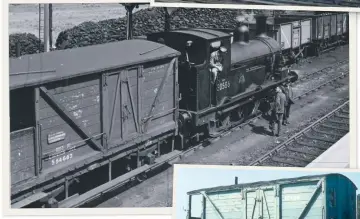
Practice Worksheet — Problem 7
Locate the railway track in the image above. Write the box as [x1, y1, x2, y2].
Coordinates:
[249, 100, 349, 167]
[55, 62, 349, 208]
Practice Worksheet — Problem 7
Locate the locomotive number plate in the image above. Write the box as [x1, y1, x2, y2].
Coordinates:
[217, 80, 230, 91]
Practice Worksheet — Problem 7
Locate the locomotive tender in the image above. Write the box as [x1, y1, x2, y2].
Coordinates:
[10, 12, 347, 207]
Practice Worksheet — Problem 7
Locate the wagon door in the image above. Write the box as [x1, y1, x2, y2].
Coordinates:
[330, 14, 337, 37]
[336, 14, 343, 36]
[105, 58, 177, 148]
[343, 14, 348, 34]
[316, 16, 324, 40]
[301, 19, 311, 46]
[292, 21, 301, 49]
[245, 188, 276, 219]
[323, 16, 331, 39]
[280, 180, 325, 219]
[279, 23, 292, 50]
[105, 67, 143, 146]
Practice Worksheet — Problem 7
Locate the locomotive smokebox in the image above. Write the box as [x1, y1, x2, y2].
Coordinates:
[255, 15, 268, 36]
[233, 25, 249, 44]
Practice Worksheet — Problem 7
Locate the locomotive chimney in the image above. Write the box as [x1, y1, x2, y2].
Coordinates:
[235, 177, 238, 185]
[255, 15, 268, 36]
[233, 25, 249, 44]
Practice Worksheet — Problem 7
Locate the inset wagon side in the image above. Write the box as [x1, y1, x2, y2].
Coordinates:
[186, 173, 357, 219]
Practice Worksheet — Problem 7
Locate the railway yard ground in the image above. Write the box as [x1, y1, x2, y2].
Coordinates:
[94, 45, 349, 208]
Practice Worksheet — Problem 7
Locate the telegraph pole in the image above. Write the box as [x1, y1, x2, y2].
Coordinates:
[43, 4, 50, 52]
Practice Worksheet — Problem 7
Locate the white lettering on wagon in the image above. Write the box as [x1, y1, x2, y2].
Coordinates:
[48, 131, 66, 144]
[283, 195, 301, 202]
[49, 143, 77, 166]
[147, 65, 166, 74]
[51, 153, 73, 166]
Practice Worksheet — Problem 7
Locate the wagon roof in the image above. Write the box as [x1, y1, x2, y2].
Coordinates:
[172, 28, 230, 40]
[187, 173, 356, 195]
[9, 39, 180, 90]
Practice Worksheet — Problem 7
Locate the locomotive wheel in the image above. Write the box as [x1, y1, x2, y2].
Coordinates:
[235, 100, 260, 123]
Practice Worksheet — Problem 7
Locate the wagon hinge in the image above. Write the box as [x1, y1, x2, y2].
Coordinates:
[39, 86, 104, 152]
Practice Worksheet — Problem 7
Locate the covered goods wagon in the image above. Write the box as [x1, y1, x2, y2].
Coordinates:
[10, 39, 181, 206]
[186, 173, 357, 219]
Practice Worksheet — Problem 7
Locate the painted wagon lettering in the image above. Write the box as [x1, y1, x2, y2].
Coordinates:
[283, 195, 301, 201]
[47, 131, 66, 144]
[51, 153, 73, 166]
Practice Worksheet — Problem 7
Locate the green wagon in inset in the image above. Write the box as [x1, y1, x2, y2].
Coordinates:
[186, 173, 357, 219]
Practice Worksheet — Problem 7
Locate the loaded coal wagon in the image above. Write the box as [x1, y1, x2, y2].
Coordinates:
[186, 173, 357, 219]
[10, 39, 181, 207]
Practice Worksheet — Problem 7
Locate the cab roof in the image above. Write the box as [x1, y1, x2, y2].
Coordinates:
[10, 39, 180, 90]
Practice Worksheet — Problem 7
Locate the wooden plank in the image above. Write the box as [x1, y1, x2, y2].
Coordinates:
[40, 106, 100, 130]
[11, 166, 35, 185]
[10, 130, 34, 151]
[11, 156, 35, 172]
[11, 145, 35, 161]
[39, 95, 100, 120]
[39, 86, 103, 152]
[46, 75, 99, 94]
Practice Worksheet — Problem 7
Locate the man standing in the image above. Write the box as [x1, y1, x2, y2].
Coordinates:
[270, 87, 286, 137]
[210, 45, 227, 83]
[282, 80, 294, 125]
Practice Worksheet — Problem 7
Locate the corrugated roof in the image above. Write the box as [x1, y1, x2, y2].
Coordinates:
[10, 39, 180, 90]
[173, 28, 230, 40]
[187, 173, 356, 195]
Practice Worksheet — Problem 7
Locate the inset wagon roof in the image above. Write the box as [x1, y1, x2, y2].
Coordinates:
[187, 173, 356, 195]
[9, 39, 180, 90]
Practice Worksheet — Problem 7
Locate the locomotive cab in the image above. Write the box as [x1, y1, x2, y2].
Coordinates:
[147, 29, 232, 114]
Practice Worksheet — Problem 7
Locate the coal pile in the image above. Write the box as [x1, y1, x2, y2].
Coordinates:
[9, 33, 43, 58]
[55, 7, 243, 49]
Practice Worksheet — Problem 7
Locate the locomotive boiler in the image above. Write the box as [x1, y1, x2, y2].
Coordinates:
[147, 15, 298, 148]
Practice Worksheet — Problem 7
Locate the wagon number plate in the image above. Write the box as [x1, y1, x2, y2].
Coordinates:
[51, 153, 73, 166]
[217, 80, 230, 91]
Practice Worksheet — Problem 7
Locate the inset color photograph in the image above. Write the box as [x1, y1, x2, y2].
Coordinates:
[173, 165, 359, 219]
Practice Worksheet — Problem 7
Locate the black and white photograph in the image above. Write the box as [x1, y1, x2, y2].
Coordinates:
[173, 165, 360, 219]
[152, 0, 360, 10]
[7, 2, 351, 211]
